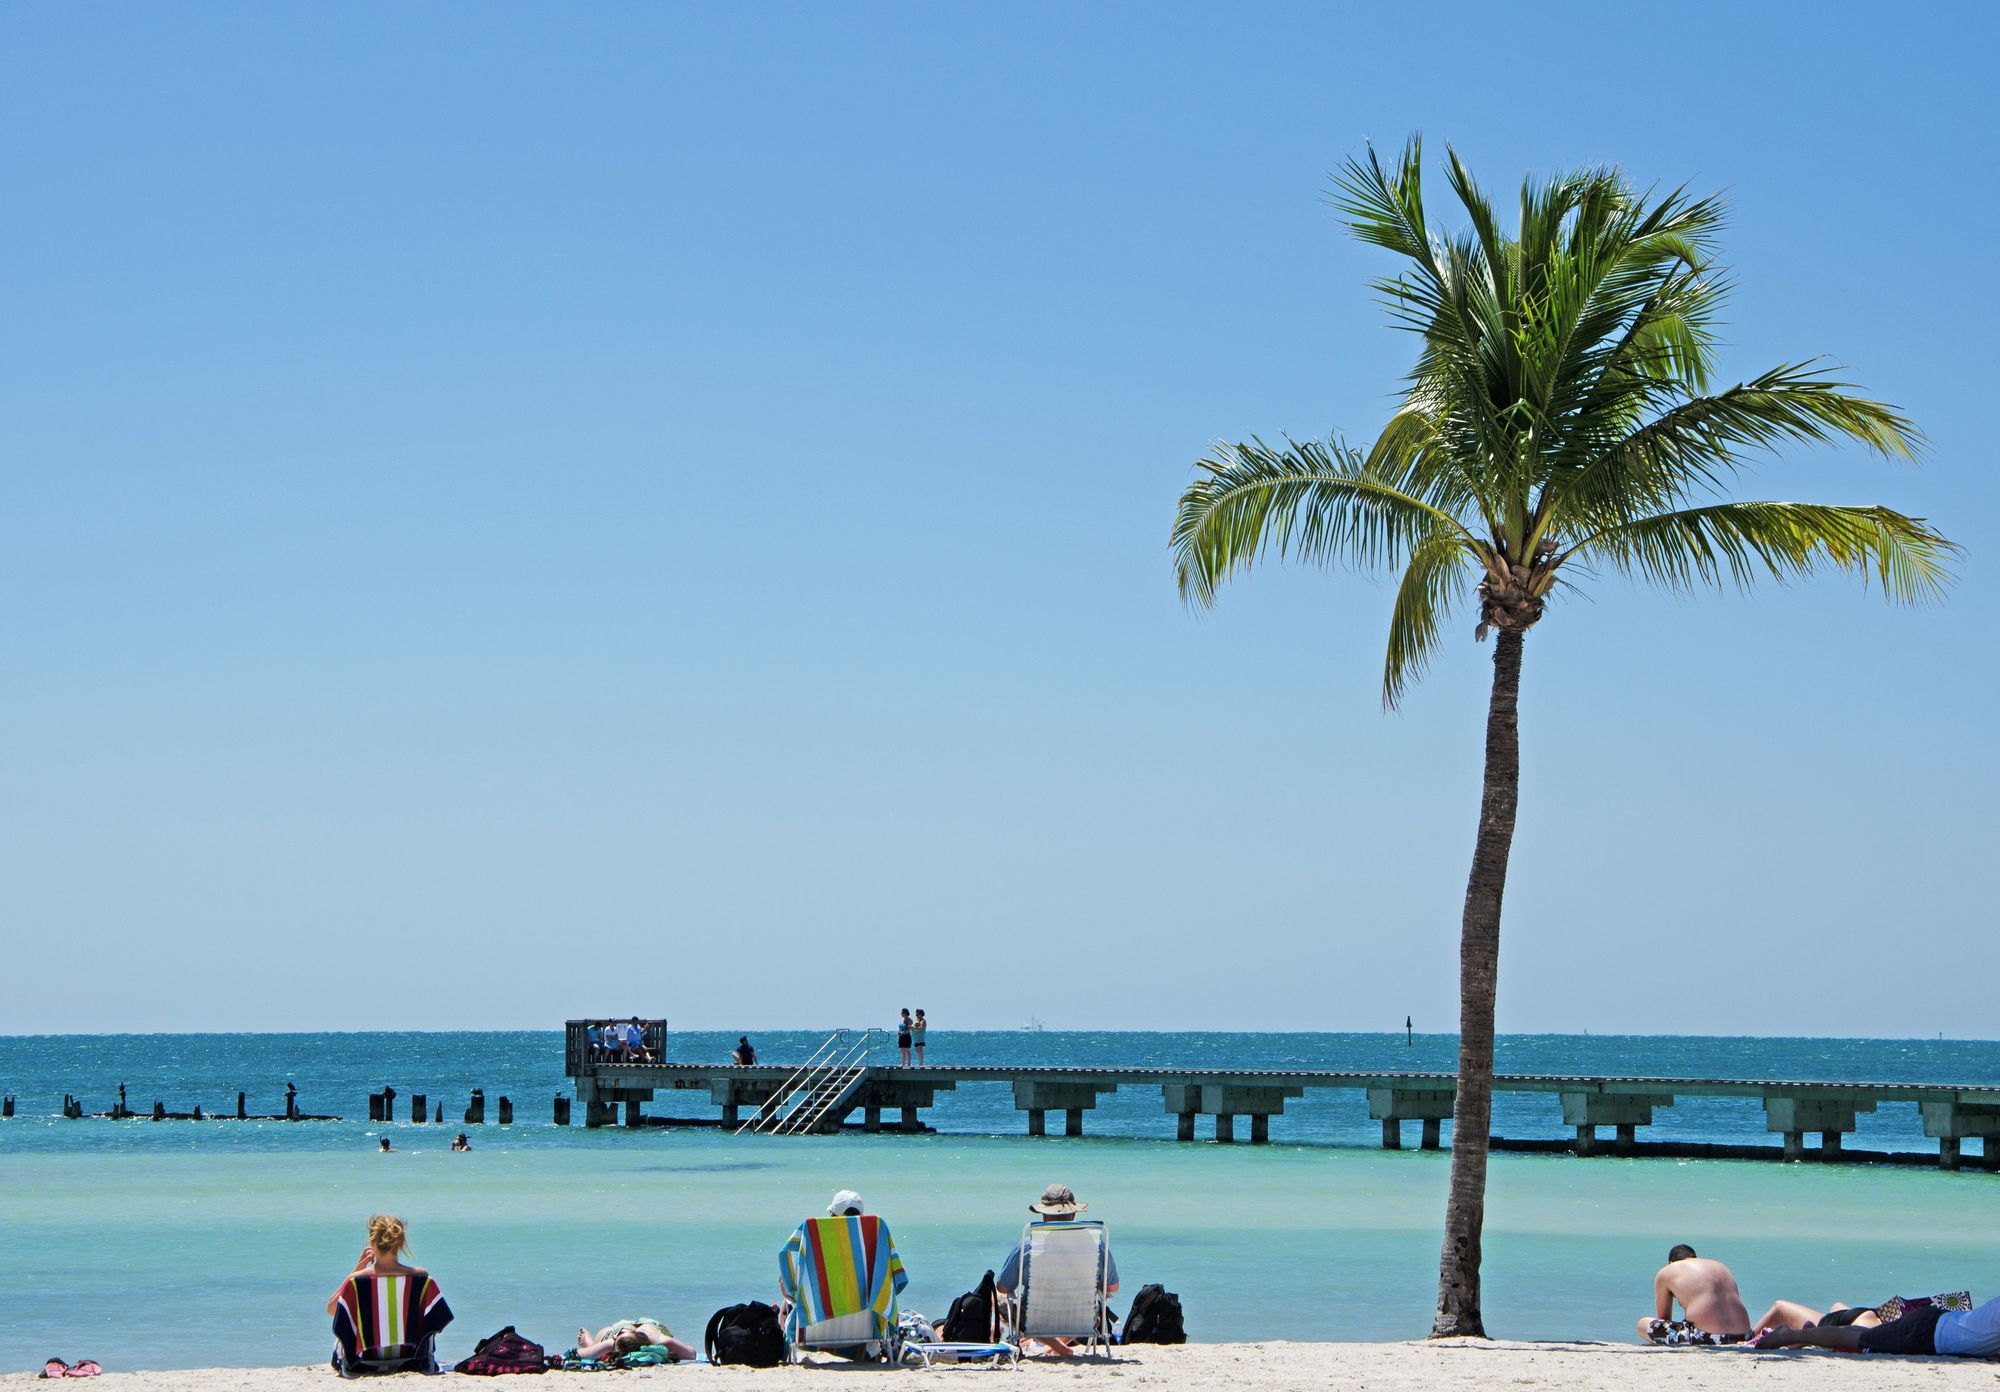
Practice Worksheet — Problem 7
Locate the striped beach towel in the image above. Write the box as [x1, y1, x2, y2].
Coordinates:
[778, 1215, 908, 1346]
[332, 1272, 454, 1375]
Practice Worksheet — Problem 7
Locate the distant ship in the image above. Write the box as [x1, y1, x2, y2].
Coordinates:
[1022, 1017, 1046, 1032]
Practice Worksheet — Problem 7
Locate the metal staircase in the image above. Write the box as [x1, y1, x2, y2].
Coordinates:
[739, 1029, 878, 1135]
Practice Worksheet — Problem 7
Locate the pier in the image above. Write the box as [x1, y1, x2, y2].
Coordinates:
[563, 1022, 2000, 1169]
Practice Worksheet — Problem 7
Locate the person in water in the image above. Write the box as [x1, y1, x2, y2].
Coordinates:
[572, 1319, 694, 1363]
[451, 1133, 471, 1152]
[378, 1137, 394, 1153]
[1637, 1245, 1752, 1344]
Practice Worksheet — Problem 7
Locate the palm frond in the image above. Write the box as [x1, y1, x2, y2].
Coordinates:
[1382, 530, 1476, 709]
[1171, 436, 1481, 608]
[1572, 500, 1957, 602]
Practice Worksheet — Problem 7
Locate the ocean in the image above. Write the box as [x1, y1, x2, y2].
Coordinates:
[2, 1030, 1996, 1370]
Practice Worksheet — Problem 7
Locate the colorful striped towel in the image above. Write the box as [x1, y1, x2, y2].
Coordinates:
[331, 1272, 454, 1373]
[779, 1215, 908, 1343]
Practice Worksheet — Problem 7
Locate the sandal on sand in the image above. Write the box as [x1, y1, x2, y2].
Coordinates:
[40, 1360, 68, 1379]
[66, 1362, 102, 1378]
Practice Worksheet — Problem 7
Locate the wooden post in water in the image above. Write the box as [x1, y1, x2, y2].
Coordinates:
[434, 1100, 443, 1123]
[367, 1092, 382, 1122]
[1, 1095, 12, 1118]
[285, 1083, 298, 1121]
[497, 1096, 512, 1125]
[411, 1094, 427, 1123]
[553, 1096, 571, 1126]
[237, 1092, 246, 1120]
[152, 1101, 165, 1120]
[465, 1089, 485, 1125]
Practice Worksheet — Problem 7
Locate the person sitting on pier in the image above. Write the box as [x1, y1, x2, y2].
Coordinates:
[623, 1018, 653, 1063]
[732, 1036, 757, 1066]
[1756, 1291, 1995, 1358]
[1637, 1245, 1752, 1345]
[995, 1184, 1118, 1356]
[571, 1318, 695, 1364]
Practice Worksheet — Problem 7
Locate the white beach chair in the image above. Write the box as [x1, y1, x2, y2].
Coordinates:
[1003, 1220, 1114, 1357]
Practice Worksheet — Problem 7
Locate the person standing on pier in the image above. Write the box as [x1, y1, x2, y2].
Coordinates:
[732, 1036, 757, 1066]
[912, 1010, 927, 1065]
[896, 1009, 913, 1067]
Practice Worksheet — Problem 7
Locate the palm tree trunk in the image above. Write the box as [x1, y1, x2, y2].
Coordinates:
[1430, 626, 1525, 1339]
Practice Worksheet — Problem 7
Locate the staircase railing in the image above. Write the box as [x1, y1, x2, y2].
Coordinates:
[740, 1028, 878, 1135]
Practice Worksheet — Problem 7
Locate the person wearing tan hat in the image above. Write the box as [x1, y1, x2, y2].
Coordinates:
[993, 1185, 1118, 1355]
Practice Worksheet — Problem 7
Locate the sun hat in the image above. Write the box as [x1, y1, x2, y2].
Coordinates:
[1028, 1183, 1085, 1216]
[828, 1189, 864, 1216]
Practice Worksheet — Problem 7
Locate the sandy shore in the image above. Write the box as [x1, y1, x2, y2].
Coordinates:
[8, 1341, 1997, 1390]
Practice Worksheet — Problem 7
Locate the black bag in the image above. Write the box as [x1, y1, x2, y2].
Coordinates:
[941, 1270, 999, 1343]
[704, 1301, 785, 1366]
[456, 1325, 548, 1374]
[1122, 1284, 1186, 1344]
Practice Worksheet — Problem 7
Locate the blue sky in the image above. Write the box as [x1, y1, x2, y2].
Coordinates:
[3, 3, 1992, 1037]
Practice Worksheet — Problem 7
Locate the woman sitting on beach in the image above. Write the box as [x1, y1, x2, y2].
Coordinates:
[326, 1215, 454, 1375]
[572, 1319, 695, 1363]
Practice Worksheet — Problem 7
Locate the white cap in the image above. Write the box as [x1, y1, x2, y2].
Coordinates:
[828, 1189, 864, 1216]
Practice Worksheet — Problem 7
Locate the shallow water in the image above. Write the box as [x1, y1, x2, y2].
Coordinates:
[1, 1031, 1996, 1369]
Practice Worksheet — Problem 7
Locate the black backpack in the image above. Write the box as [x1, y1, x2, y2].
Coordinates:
[704, 1301, 785, 1366]
[1122, 1284, 1186, 1344]
[941, 1270, 999, 1343]
[456, 1326, 549, 1374]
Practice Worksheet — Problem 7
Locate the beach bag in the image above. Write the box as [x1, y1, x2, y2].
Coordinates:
[1122, 1284, 1186, 1344]
[456, 1326, 548, 1374]
[941, 1270, 998, 1343]
[704, 1301, 785, 1366]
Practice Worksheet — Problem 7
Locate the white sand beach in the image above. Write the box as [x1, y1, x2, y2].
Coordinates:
[9, 1341, 1998, 1391]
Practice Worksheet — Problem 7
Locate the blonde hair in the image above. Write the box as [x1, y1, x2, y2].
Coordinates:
[367, 1213, 409, 1257]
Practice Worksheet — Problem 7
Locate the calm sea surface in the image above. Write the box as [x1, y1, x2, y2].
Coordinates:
[2, 1030, 1996, 1370]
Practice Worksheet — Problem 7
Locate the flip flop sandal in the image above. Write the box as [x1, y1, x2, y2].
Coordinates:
[40, 1360, 69, 1379]
[66, 1362, 102, 1378]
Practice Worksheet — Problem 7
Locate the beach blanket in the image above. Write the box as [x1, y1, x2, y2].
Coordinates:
[331, 1272, 454, 1375]
[1875, 1291, 1973, 1322]
[1643, 1318, 1750, 1347]
[778, 1215, 908, 1344]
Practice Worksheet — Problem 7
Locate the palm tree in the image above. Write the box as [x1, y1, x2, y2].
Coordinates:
[1170, 139, 1956, 1339]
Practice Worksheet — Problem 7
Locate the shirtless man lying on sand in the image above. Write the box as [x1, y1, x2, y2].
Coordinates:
[1637, 1245, 1752, 1345]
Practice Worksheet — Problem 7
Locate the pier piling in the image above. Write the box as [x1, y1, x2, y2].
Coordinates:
[411, 1094, 427, 1123]
[498, 1096, 513, 1125]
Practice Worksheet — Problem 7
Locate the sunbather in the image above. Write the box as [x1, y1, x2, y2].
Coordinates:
[573, 1319, 694, 1363]
[1749, 1299, 1880, 1332]
[1636, 1244, 1751, 1344]
[1757, 1290, 1996, 1357]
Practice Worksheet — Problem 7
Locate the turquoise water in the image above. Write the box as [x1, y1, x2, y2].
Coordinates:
[2, 1031, 1997, 1370]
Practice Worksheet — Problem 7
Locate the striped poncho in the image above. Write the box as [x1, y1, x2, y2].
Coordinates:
[779, 1215, 908, 1343]
[331, 1271, 454, 1374]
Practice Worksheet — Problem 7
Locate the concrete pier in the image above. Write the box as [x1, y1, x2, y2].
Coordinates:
[561, 1023, 2000, 1166]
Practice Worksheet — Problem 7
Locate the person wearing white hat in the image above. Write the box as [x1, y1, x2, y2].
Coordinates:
[993, 1185, 1119, 1355]
[828, 1189, 864, 1217]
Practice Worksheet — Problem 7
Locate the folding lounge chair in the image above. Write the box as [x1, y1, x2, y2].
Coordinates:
[1003, 1220, 1114, 1357]
[778, 1214, 909, 1364]
[330, 1271, 454, 1377]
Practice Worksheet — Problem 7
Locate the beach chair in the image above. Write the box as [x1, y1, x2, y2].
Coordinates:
[1002, 1220, 1114, 1357]
[777, 1214, 908, 1364]
[330, 1271, 454, 1377]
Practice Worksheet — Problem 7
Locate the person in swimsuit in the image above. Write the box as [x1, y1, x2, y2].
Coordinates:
[1636, 1244, 1752, 1345]
[572, 1319, 694, 1362]
[896, 1009, 913, 1067]
[1758, 1291, 1997, 1359]
[912, 1010, 927, 1065]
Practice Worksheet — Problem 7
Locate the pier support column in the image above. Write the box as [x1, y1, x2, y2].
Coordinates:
[864, 1105, 882, 1133]
[1028, 1108, 1046, 1137]
[1369, 1087, 1453, 1151]
[1562, 1091, 1673, 1155]
[1215, 1113, 1235, 1144]
[1766, 1094, 1873, 1160]
[1015, 1080, 1113, 1138]
[1162, 1083, 1301, 1145]
[624, 1099, 643, 1128]
[900, 1103, 919, 1130]
[1177, 1111, 1196, 1143]
[720, 1101, 738, 1128]
[1921, 1100, 2000, 1171]
[1251, 1114, 1269, 1145]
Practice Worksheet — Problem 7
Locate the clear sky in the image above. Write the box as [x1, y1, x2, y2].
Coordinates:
[3, 3, 1993, 1038]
